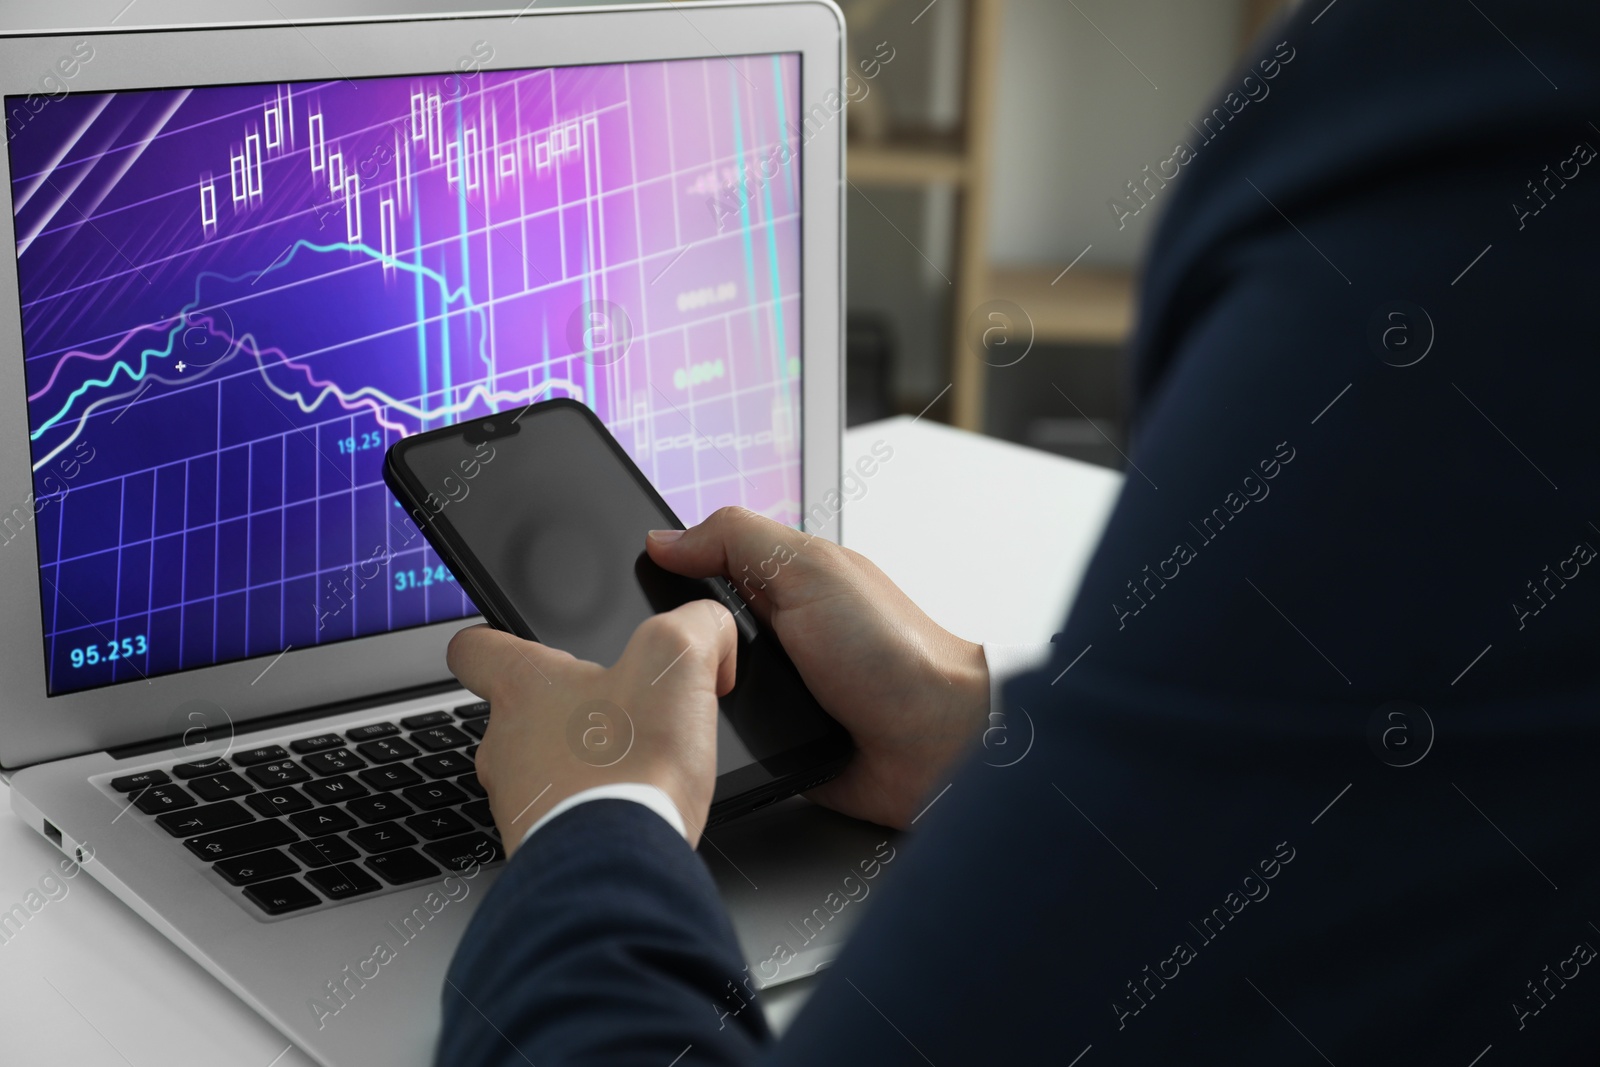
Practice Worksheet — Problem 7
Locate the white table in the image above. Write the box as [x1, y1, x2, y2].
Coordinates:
[0, 417, 1123, 1062]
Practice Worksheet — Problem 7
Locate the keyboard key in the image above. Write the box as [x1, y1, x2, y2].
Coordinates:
[347, 793, 415, 824]
[214, 849, 299, 886]
[412, 725, 470, 752]
[303, 749, 367, 776]
[232, 745, 290, 767]
[134, 784, 196, 814]
[400, 710, 453, 730]
[415, 751, 474, 779]
[363, 848, 441, 885]
[246, 760, 310, 787]
[110, 770, 170, 793]
[348, 821, 418, 854]
[157, 800, 253, 837]
[456, 772, 486, 798]
[304, 774, 369, 805]
[171, 757, 230, 779]
[466, 745, 478, 760]
[189, 772, 255, 802]
[247, 786, 311, 817]
[289, 835, 360, 868]
[346, 721, 399, 742]
[185, 819, 297, 861]
[243, 876, 321, 915]
[289, 733, 346, 754]
[355, 737, 419, 764]
[289, 807, 358, 836]
[454, 700, 491, 719]
[405, 809, 473, 840]
[422, 832, 505, 873]
[358, 764, 424, 791]
[402, 781, 468, 811]
[462, 799, 495, 828]
[462, 717, 489, 740]
[305, 863, 382, 900]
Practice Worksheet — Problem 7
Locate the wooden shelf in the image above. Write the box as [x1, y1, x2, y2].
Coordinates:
[846, 134, 968, 187]
[987, 264, 1135, 345]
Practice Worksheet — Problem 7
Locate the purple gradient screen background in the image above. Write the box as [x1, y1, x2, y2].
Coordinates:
[7, 53, 802, 695]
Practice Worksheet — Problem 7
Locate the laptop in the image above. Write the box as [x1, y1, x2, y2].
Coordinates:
[0, 4, 885, 1062]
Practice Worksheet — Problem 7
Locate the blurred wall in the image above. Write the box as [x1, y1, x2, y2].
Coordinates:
[842, 0, 1250, 408]
[988, 0, 1245, 270]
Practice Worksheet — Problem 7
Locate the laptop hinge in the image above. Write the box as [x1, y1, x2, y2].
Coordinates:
[105, 678, 464, 761]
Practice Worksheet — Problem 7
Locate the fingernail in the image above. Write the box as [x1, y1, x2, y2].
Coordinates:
[647, 529, 684, 544]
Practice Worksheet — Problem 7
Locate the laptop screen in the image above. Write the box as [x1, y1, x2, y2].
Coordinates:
[6, 53, 803, 697]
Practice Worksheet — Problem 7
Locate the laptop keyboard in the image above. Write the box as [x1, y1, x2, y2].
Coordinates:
[103, 700, 502, 917]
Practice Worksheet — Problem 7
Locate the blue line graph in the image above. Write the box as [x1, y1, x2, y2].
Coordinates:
[29, 236, 494, 446]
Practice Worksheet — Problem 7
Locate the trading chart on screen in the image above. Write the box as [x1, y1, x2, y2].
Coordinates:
[8, 54, 803, 694]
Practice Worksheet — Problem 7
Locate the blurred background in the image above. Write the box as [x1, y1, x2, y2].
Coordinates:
[832, 0, 1289, 464]
[3, 0, 1292, 466]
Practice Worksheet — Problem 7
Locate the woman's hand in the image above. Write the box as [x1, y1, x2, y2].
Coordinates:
[447, 599, 738, 853]
[646, 506, 989, 830]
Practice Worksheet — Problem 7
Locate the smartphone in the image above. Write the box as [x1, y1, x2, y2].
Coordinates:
[383, 398, 852, 825]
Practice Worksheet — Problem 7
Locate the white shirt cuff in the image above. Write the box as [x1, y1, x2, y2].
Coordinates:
[981, 643, 1056, 713]
[517, 782, 688, 850]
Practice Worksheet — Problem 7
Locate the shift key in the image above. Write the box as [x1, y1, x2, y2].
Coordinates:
[185, 819, 297, 861]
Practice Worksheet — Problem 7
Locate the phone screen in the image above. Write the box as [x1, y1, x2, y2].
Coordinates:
[387, 401, 847, 802]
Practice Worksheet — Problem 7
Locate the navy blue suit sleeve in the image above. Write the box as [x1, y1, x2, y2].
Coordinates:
[436, 800, 770, 1067]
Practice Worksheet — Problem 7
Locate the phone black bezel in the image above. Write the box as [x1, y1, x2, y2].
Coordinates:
[382, 397, 852, 826]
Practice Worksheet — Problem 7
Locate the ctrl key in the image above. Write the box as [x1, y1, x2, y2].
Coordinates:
[306, 863, 382, 900]
[243, 876, 321, 915]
